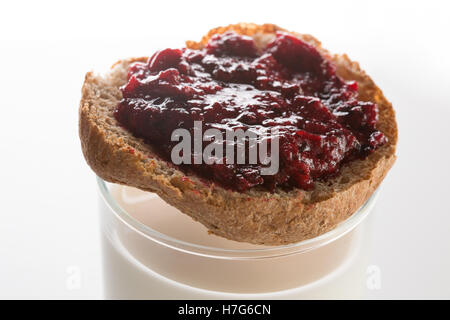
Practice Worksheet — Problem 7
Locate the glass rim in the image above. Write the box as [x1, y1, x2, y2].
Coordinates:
[97, 176, 378, 260]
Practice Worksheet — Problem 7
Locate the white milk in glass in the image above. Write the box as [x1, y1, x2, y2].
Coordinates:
[100, 183, 371, 299]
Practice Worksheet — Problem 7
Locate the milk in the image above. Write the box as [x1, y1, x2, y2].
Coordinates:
[99, 182, 372, 299]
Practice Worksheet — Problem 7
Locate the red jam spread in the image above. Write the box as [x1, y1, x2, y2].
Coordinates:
[115, 32, 387, 192]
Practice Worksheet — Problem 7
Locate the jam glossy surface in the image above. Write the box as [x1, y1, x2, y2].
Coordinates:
[115, 32, 387, 192]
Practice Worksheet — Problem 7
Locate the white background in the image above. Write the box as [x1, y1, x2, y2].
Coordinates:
[0, 0, 449, 299]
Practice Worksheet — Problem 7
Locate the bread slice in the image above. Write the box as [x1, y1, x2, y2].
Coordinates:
[79, 23, 397, 245]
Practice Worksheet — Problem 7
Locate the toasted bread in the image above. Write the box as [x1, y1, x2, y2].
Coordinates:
[79, 23, 397, 245]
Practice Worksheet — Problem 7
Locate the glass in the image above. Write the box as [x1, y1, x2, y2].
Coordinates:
[98, 177, 377, 299]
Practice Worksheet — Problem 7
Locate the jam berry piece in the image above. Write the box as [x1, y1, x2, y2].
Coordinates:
[206, 32, 258, 57]
[367, 131, 388, 151]
[293, 96, 334, 122]
[266, 32, 327, 75]
[346, 81, 358, 92]
[148, 48, 183, 73]
[121, 75, 141, 98]
[280, 83, 301, 97]
[185, 49, 206, 63]
[334, 101, 379, 130]
[127, 62, 147, 81]
[213, 62, 258, 84]
[287, 160, 313, 190]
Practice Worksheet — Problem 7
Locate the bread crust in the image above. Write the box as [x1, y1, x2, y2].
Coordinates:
[79, 23, 397, 245]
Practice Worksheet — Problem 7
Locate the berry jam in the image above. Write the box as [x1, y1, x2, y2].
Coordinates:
[115, 32, 387, 192]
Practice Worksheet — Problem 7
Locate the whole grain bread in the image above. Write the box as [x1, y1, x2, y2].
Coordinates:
[79, 23, 397, 245]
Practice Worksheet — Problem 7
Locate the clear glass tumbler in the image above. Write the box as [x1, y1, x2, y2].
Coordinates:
[98, 177, 377, 299]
